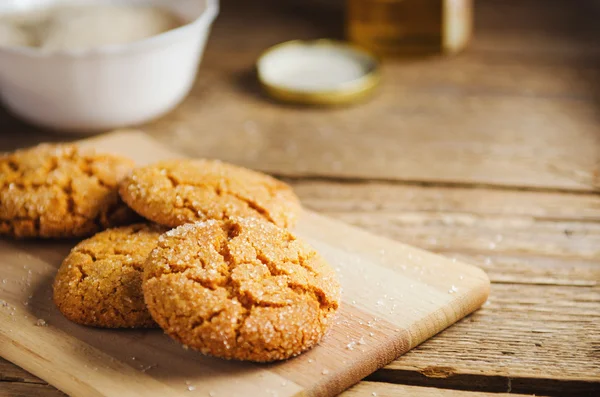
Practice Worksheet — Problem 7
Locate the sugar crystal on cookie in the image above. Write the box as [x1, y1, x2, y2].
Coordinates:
[143, 217, 340, 362]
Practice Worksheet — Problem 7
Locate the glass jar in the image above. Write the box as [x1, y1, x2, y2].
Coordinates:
[346, 0, 473, 56]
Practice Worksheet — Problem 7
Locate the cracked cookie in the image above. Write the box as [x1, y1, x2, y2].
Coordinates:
[0, 143, 138, 238]
[118, 159, 301, 229]
[143, 217, 340, 362]
[53, 223, 166, 328]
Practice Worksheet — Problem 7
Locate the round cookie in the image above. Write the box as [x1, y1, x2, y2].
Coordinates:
[119, 159, 301, 229]
[0, 143, 137, 238]
[53, 223, 166, 328]
[143, 217, 340, 362]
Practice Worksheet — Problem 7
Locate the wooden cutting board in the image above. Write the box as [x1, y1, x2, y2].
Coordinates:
[0, 131, 490, 397]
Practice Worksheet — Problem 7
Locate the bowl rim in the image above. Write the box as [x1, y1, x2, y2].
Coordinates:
[0, 0, 219, 58]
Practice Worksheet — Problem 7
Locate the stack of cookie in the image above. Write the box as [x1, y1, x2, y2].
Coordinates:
[1, 143, 341, 362]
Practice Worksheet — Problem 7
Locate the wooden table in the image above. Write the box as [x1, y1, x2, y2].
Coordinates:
[1, 0, 598, 396]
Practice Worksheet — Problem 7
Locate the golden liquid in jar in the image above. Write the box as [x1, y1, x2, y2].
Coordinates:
[346, 0, 472, 57]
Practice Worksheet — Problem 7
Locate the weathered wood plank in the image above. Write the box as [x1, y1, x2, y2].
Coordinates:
[0, 381, 66, 397]
[0, 358, 44, 384]
[321, 210, 600, 260]
[140, 74, 599, 192]
[341, 381, 541, 397]
[292, 181, 600, 221]
[295, 180, 600, 290]
[293, 181, 600, 279]
[372, 283, 600, 395]
[448, 254, 598, 288]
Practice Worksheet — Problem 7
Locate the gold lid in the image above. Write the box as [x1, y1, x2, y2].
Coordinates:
[257, 39, 380, 106]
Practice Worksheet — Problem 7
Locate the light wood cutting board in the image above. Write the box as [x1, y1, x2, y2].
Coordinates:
[0, 131, 490, 397]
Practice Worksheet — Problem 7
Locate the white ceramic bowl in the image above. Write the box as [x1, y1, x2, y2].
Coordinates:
[0, 0, 218, 133]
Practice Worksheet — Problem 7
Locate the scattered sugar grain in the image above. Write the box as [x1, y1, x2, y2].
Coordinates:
[331, 161, 343, 172]
[322, 369, 330, 375]
[140, 364, 157, 372]
[243, 120, 259, 136]
[35, 319, 47, 327]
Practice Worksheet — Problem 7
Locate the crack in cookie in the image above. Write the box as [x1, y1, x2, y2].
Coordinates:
[119, 159, 301, 229]
[0, 143, 138, 238]
[143, 217, 340, 362]
[53, 223, 166, 328]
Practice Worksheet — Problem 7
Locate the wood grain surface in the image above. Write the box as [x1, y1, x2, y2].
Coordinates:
[0, 132, 489, 397]
[1, 0, 599, 396]
[342, 382, 544, 397]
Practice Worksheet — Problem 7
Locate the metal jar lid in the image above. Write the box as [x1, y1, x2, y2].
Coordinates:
[257, 39, 380, 106]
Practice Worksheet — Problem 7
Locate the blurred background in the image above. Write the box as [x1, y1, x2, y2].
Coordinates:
[0, 0, 598, 194]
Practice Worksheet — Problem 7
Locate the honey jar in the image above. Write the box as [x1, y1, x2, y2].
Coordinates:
[346, 0, 473, 56]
